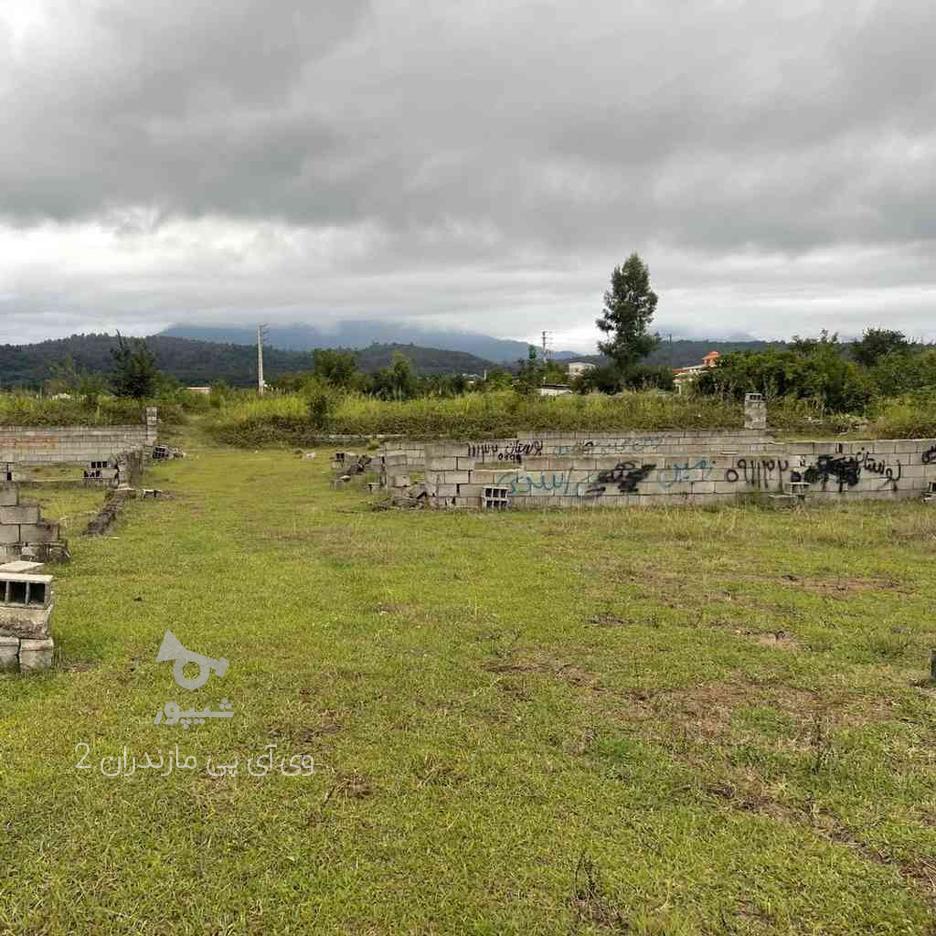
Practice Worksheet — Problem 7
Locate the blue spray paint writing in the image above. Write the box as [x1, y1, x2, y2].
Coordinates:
[495, 471, 589, 496]
[657, 458, 714, 489]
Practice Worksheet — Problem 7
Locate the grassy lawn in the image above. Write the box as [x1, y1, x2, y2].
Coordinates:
[1, 439, 935, 934]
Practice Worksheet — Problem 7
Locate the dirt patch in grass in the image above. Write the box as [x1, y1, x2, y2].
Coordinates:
[777, 573, 908, 596]
[748, 629, 800, 651]
[615, 680, 898, 741]
[483, 652, 603, 691]
[324, 770, 373, 802]
[569, 854, 629, 931]
[707, 776, 936, 905]
[621, 682, 816, 739]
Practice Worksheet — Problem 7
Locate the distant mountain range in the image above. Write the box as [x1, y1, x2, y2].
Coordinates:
[0, 333, 500, 387]
[161, 322, 565, 363]
[0, 328, 792, 388]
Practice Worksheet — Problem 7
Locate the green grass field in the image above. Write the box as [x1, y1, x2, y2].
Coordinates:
[1, 439, 934, 934]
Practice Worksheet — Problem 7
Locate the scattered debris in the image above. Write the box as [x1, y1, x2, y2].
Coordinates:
[152, 444, 186, 460]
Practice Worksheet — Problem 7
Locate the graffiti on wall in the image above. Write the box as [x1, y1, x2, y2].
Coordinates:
[495, 470, 589, 496]
[658, 458, 714, 489]
[724, 457, 792, 487]
[467, 440, 544, 463]
[923, 444, 936, 465]
[554, 437, 667, 456]
[586, 461, 656, 496]
[720, 450, 903, 492]
[797, 455, 861, 490]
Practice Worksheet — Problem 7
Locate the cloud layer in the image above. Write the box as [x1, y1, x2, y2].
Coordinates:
[2, 0, 935, 348]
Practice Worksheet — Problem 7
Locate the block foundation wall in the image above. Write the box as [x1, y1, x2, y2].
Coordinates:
[0, 407, 157, 466]
[377, 429, 774, 486]
[418, 438, 936, 508]
[0, 485, 67, 561]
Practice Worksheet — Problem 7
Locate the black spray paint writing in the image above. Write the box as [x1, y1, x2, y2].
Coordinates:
[724, 458, 791, 487]
[798, 455, 861, 490]
[467, 440, 544, 462]
[586, 461, 656, 496]
[923, 444, 936, 465]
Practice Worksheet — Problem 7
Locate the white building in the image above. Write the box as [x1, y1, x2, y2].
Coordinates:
[567, 361, 597, 379]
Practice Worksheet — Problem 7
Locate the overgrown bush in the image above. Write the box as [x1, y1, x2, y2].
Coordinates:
[206, 390, 746, 446]
[0, 392, 188, 426]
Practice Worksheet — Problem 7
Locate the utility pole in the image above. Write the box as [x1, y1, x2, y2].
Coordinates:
[257, 323, 268, 396]
[541, 330, 552, 361]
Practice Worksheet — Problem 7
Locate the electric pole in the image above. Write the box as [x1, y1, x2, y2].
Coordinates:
[541, 330, 552, 361]
[257, 324, 268, 396]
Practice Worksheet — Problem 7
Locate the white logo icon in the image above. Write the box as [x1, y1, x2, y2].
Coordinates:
[156, 630, 228, 691]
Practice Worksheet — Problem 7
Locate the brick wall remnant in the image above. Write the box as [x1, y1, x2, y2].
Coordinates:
[0, 560, 54, 673]
[0, 484, 68, 562]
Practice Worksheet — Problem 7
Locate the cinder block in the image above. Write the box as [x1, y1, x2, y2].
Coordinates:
[0, 636, 19, 671]
[434, 484, 458, 497]
[425, 457, 457, 471]
[19, 637, 53, 672]
[470, 469, 509, 484]
[18, 523, 59, 544]
[0, 486, 17, 507]
[0, 505, 38, 525]
[0, 525, 20, 544]
[690, 481, 716, 494]
[714, 481, 745, 494]
[442, 471, 471, 485]
[869, 440, 898, 454]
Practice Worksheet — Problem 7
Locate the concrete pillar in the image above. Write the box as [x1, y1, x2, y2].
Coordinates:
[744, 393, 767, 431]
[144, 407, 158, 445]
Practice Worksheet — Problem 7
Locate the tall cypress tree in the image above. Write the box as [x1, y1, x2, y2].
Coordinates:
[596, 253, 660, 375]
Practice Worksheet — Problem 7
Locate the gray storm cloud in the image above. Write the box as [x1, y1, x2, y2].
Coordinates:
[1, 0, 935, 346]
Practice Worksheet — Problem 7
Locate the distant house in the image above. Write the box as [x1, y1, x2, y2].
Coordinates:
[537, 384, 573, 397]
[186, 386, 212, 395]
[673, 351, 721, 393]
[567, 361, 597, 379]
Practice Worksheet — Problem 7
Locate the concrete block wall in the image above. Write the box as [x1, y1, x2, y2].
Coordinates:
[379, 429, 773, 486]
[0, 484, 66, 561]
[0, 408, 157, 465]
[422, 438, 936, 509]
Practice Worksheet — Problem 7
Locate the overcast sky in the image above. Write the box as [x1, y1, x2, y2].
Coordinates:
[2, 0, 935, 351]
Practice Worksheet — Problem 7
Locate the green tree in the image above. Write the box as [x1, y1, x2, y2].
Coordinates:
[370, 352, 417, 400]
[852, 328, 910, 368]
[312, 348, 360, 389]
[695, 332, 871, 412]
[596, 253, 660, 374]
[515, 346, 545, 393]
[110, 334, 160, 399]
